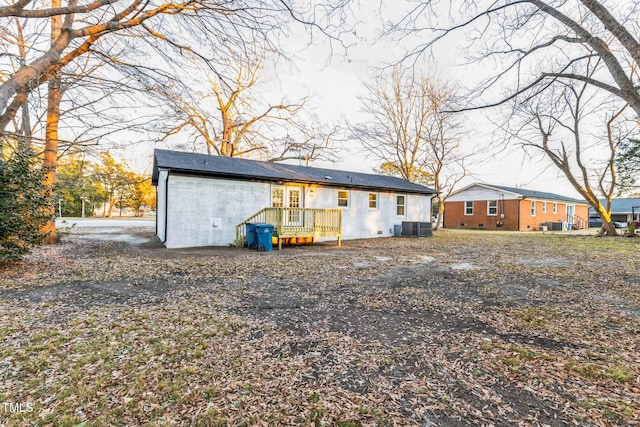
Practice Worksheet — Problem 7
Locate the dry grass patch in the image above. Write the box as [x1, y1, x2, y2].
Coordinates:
[1, 229, 639, 425]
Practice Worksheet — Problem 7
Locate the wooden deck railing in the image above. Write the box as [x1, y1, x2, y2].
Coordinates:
[569, 214, 588, 230]
[236, 207, 342, 249]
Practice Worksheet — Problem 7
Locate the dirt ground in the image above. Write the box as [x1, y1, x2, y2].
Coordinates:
[1, 227, 639, 426]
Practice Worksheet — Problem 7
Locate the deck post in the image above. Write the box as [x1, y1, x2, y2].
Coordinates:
[338, 210, 343, 246]
[277, 208, 283, 250]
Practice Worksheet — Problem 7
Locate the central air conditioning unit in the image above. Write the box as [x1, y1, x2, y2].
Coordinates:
[543, 222, 564, 231]
[401, 221, 433, 237]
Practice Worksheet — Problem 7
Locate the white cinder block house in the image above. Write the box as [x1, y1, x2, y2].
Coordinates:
[152, 149, 437, 249]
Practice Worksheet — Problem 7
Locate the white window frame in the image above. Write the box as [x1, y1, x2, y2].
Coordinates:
[487, 200, 498, 216]
[464, 201, 474, 216]
[531, 200, 537, 217]
[273, 186, 303, 209]
[396, 195, 406, 217]
[337, 190, 349, 208]
[368, 192, 378, 210]
[542, 202, 547, 213]
[272, 187, 284, 208]
[552, 202, 558, 214]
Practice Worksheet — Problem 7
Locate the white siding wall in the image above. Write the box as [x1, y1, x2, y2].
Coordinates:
[305, 186, 432, 239]
[163, 174, 434, 248]
[447, 185, 520, 202]
[165, 175, 271, 248]
[156, 169, 168, 242]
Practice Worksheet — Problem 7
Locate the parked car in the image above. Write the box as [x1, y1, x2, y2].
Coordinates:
[588, 217, 627, 228]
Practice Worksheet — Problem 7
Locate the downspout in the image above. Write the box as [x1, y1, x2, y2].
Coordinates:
[518, 197, 524, 231]
[497, 193, 505, 227]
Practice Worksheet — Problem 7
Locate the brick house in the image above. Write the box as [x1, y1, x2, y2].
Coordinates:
[443, 183, 590, 231]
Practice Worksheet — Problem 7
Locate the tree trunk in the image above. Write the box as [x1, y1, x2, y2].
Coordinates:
[107, 196, 115, 217]
[18, 97, 32, 151]
[41, 2, 62, 244]
[42, 72, 62, 244]
[597, 221, 618, 237]
[0, 28, 73, 123]
[223, 116, 234, 156]
[536, 115, 620, 237]
[0, 88, 28, 134]
[433, 195, 444, 231]
[16, 17, 31, 152]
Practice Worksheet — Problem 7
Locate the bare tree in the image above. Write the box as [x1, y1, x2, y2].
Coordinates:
[352, 66, 468, 229]
[0, 0, 350, 129]
[386, 1, 640, 235]
[424, 88, 469, 230]
[0, 16, 41, 153]
[353, 67, 433, 183]
[0, 1, 350, 141]
[508, 76, 638, 236]
[388, 1, 640, 117]
[1, 0, 349, 239]
[263, 120, 341, 164]
[157, 48, 340, 163]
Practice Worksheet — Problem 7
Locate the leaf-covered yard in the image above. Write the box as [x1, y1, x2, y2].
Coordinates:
[1, 228, 639, 426]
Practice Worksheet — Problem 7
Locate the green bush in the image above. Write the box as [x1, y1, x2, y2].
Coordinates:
[0, 149, 54, 263]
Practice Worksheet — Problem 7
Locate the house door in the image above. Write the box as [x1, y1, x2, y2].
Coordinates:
[272, 187, 303, 225]
[286, 188, 302, 226]
[566, 204, 575, 229]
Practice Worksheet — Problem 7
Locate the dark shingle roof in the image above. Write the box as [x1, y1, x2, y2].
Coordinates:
[152, 149, 437, 195]
[588, 198, 640, 214]
[491, 184, 586, 204]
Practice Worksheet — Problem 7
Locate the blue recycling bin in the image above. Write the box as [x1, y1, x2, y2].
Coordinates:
[255, 224, 274, 252]
[245, 222, 260, 249]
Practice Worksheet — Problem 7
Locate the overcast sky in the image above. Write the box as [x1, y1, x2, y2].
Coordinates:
[137, 2, 585, 199]
[252, 3, 583, 198]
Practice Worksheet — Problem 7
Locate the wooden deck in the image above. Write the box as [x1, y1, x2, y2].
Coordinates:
[236, 208, 342, 250]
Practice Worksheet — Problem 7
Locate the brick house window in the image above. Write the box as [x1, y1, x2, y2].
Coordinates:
[553, 202, 558, 214]
[531, 200, 537, 216]
[464, 201, 473, 215]
[542, 202, 547, 213]
[487, 200, 498, 216]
